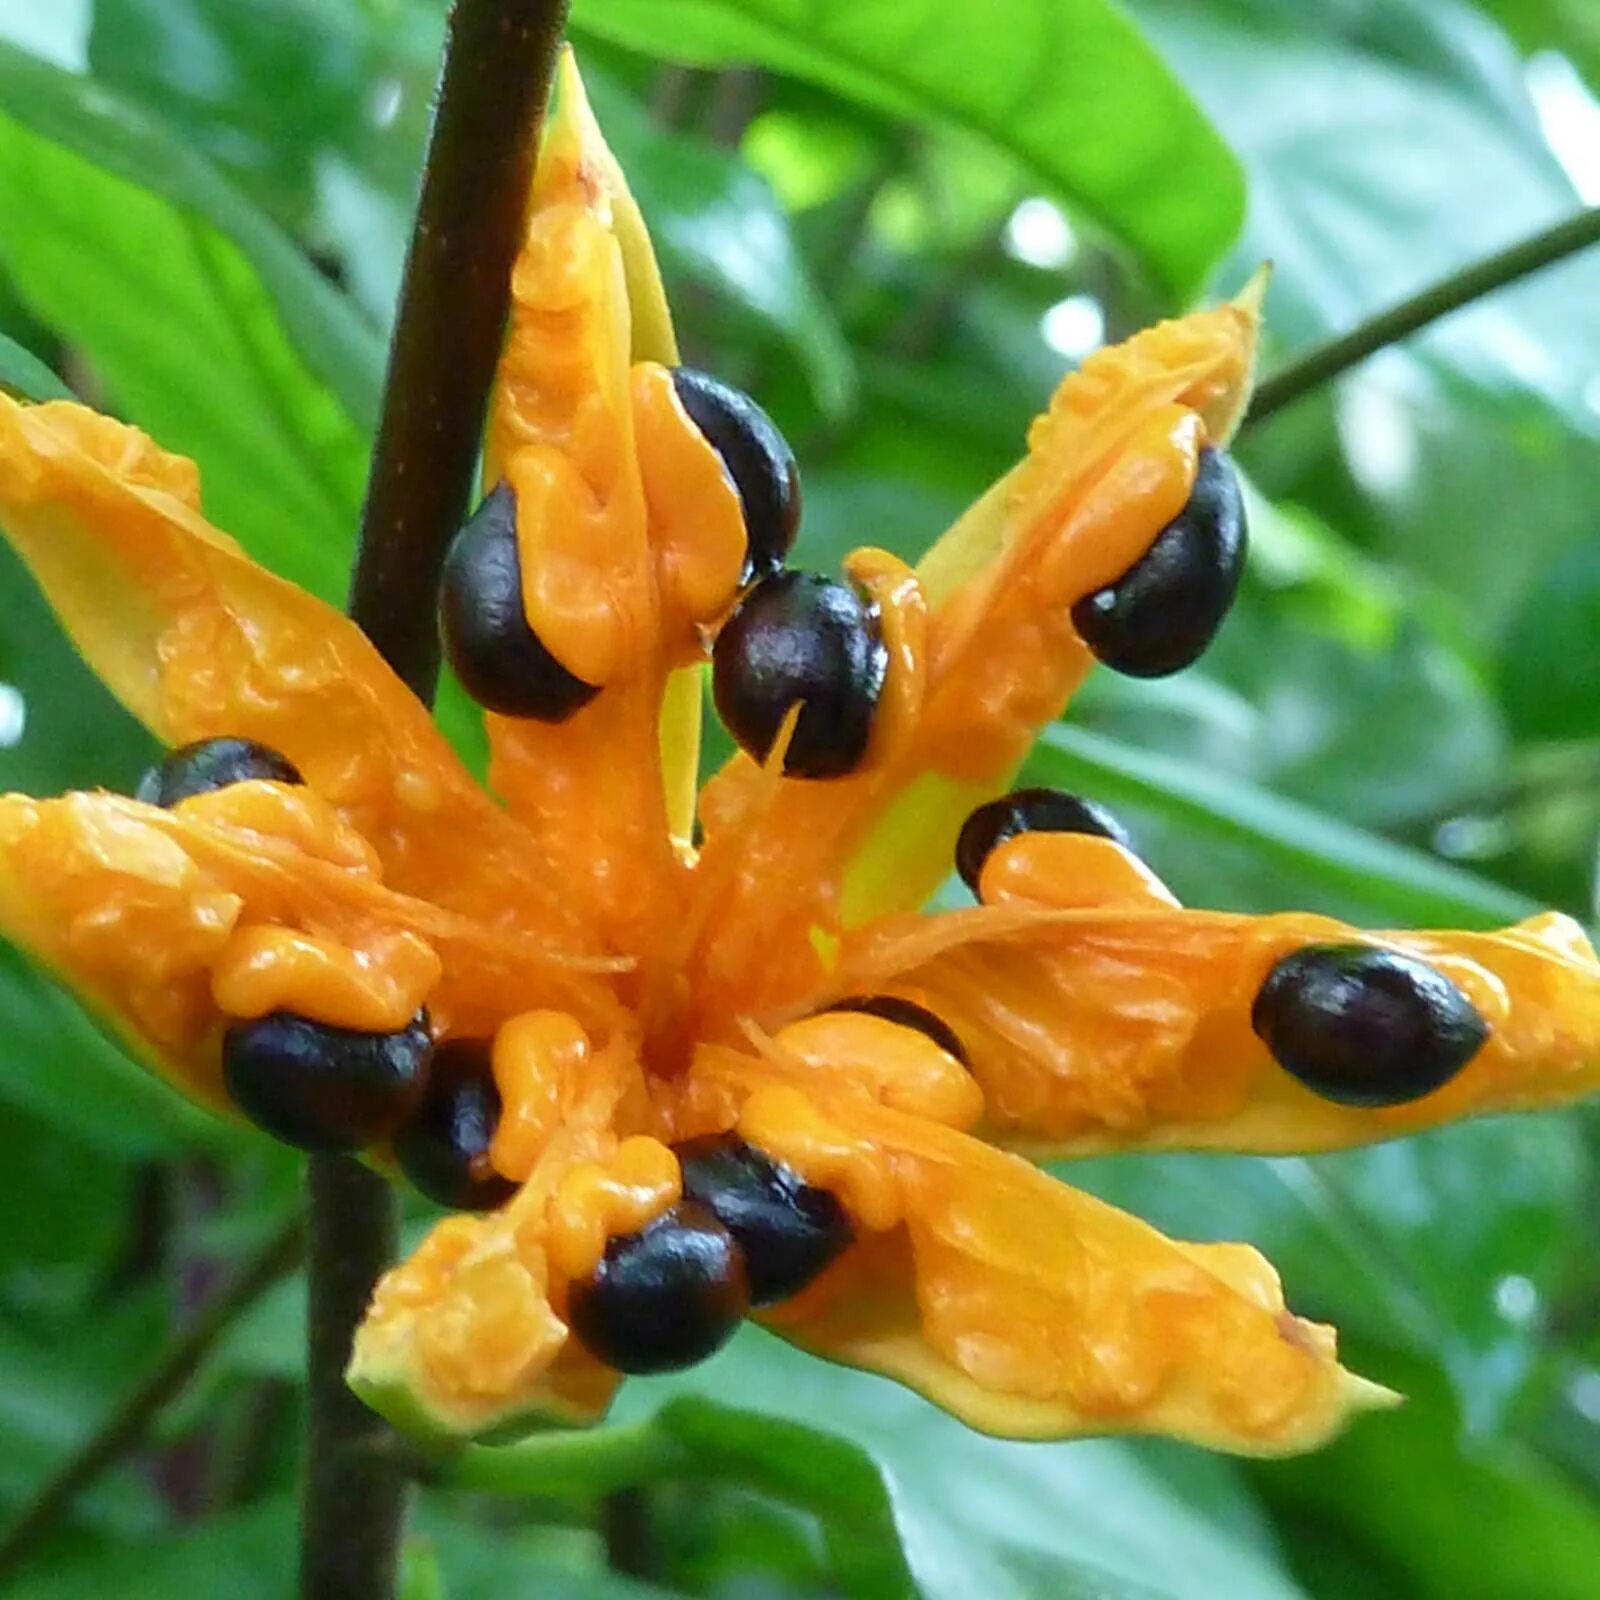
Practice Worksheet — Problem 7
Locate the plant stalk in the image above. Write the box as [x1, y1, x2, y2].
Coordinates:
[304, 2, 570, 1597]
[1246, 206, 1600, 427]
[343, 0, 570, 700]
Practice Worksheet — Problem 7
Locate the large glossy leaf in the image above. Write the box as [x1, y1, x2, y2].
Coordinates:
[586, 69, 855, 416]
[1066, 1112, 1586, 1434]
[1475, 0, 1600, 93]
[87, 0, 857, 414]
[1253, 1356, 1600, 1600]
[0, 329, 66, 400]
[88, 0, 381, 230]
[1498, 539, 1600, 741]
[462, 1331, 1310, 1600]
[1134, 1, 1600, 637]
[84, 0, 444, 331]
[664, 1340, 1310, 1600]
[0, 1104, 138, 1320]
[570, 0, 1247, 302]
[0, 4, 89, 71]
[0, 1293, 169, 1544]
[0, 42, 379, 594]
[1025, 723, 1537, 927]
[409, 1501, 692, 1600]
[4, 1500, 292, 1599]
[1138, 0, 1592, 402]
[0, 940, 218, 1158]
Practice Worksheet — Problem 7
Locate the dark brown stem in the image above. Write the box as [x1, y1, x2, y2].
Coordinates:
[601, 1487, 658, 1581]
[344, 0, 572, 700]
[1246, 206, 1600, 428]
[0, 1218, 301, 1584]
[300, 1157, 407, 1600]
[307, 3, 571, 1597]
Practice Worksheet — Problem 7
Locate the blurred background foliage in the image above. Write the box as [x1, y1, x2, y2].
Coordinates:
[0, 0, 1597, 1596]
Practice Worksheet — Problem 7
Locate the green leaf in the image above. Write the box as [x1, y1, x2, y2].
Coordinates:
[1499, 539, 1600, 741]
[3, 1499, 293, 1600]
[0, 1293, 169, 1542]
[0, 1105, 135, 1320]
[447, 1390, 913, 1598]
[643, 1338, 1307, 1600]
[0, 5, 89, 73]
[1252, 1355, 1600, 1600]
[461, 1330, 1308, 1600]
[409, 1499, 692, 1600]
[88, 0, 377, 229]
[399, 1540, 449, 1600]
[1136, 3, 1600, 640]
[1139, 0, 1593, 399]
[0, 41, 379, 597]
[1474, 0, 1600, 92]
[0, 41, 505, 780]
[0, 539, 160, 799]
[0, 940, 219, 1158]
[1079, 618, 1505, 837]
[570, 0, 1247, 302]
[84, 0, 446, 328]
[1066, 1112, 1586, 1432]
[1025, 723, 1538, 927]
[0, 328, 66, 399]
[586, 69, 855, 417]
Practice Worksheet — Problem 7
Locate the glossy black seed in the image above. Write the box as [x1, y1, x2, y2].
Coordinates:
[393, 1039, 518, 1211]
[955, 786, 1136, 895]
[1071, 446, 1247, 678]
[675, 1133, 853, 1307]
[1251, 944, 1489, 1108]
[567, 1201, 749, 1374]
[825, 995, 970, 1068]
[136, 737, 302, 807]
[672, 366, 800, 582]
[712, 571, 888, 779]
[439, 482, 600, 722]
[222, 1009, 433, 1153]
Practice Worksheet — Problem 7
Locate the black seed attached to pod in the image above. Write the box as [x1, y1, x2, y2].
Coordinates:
[136, 737, 303, 807]
[439, 482, 600, 722]
[675, 1133, 853, 1307]
[1251, 943, 1489, 1108]
[1071, 446, 1247, 678]
[955, 786, 1136, 895]
[672, 366, 800, 582]
[567, 1200, 749, 1374]
[222, 1009, 433, 1153]
[712, 571, 888, 779]
[825, 995, 970, 1068]
[393, 1038, 518, 1211]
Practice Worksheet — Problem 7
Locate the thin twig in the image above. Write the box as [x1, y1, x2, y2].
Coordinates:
[301, 1157, 408, 1600]
[0, 1217, 301, 1584]
[307, 3, 571, 1598]
[1246, 206, 1600, 428]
